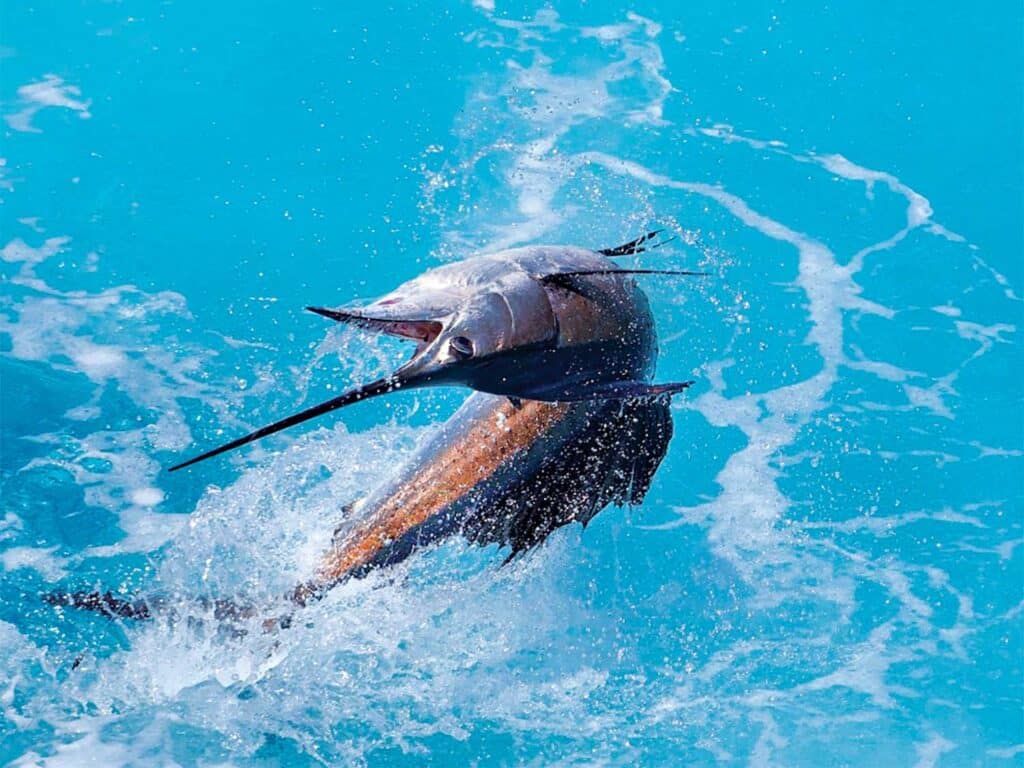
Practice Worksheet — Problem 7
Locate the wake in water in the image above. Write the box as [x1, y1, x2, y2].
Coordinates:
[1, 6, 1019, 766]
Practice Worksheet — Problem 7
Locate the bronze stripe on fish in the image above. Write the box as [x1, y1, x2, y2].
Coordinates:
[309, 397, 574, 586]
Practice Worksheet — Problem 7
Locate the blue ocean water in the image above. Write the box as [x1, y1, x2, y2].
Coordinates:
[1, 1, 1021, 764]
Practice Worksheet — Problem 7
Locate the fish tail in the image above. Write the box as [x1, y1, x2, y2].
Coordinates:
[42, 589, 154, 620]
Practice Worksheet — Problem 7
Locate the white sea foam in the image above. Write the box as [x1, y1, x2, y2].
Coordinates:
[988, 743, 1024, 760]
[913, 732, 957, 768]
[0, 546, 68, 581]
[438, 8, 1018, 761]
[0, 229, 258, 567]
[42, 423, 599, 764]
[5, 74, 92, 134]
[1, 236, 70, 266]
[0, 157, 14, 193]
[432, 10, 673, 254]
[2, 6, 1018, 765]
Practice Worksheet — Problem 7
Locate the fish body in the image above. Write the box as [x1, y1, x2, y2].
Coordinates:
[305, 394, 672, 596]
[48, 236, 698, 621]
[295, 245, 677, 597]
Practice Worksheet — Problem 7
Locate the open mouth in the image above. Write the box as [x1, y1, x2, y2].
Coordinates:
[306, 306, 443, 350]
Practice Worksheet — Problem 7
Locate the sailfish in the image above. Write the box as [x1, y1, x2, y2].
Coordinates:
[46, 233, 704, 621]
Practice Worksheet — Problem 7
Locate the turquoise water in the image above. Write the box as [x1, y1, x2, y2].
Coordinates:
[2, 1, 1022, 764]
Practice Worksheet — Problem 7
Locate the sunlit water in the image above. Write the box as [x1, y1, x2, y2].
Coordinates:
[1, 3, 1021, 765]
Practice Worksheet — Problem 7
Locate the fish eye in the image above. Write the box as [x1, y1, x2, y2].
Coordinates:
[449, 335, 474, 358]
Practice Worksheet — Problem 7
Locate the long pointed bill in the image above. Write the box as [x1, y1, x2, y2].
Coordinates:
[168, 375, 410, 472]
[167, 302, 453, 472]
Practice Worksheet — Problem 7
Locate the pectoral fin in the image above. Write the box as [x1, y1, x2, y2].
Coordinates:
[527, 380, 694, 402]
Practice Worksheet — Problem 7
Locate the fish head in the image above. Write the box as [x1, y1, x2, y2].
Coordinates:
[169, 247, 690, 471]
[313, 267, 560, 392]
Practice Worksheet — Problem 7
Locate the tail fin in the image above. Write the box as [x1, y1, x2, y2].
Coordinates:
[41, 590, 265, 623]
[43, 590, 154, 620]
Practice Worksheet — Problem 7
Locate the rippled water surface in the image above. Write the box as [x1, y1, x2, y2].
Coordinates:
[1, 2, 1021, 765]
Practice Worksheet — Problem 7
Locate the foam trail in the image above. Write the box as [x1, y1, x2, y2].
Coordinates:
[440, 9, 1020, 760]
[4, 74, 92, 133]
[2, 5, 1020, 765]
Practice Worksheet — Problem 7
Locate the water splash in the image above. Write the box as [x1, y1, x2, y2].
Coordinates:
[1, 5, 1020, 766]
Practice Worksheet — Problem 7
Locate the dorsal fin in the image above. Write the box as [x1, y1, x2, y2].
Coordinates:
[540, 268, 708, 298]
[598, 230, 677, 256]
